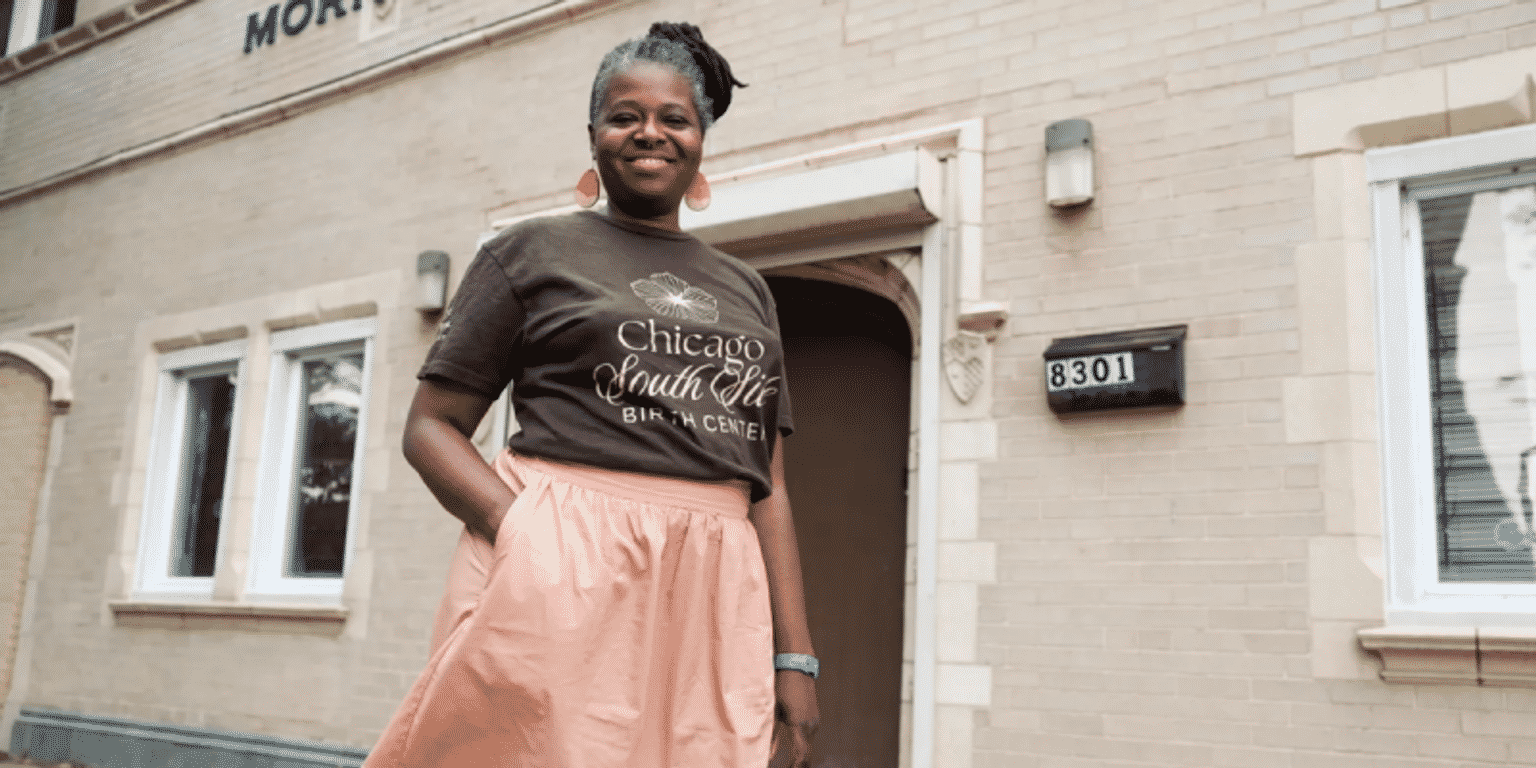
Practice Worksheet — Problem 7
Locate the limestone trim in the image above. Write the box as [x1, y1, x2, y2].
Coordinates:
[681, 151, 939, 256]
[0, 341, 71, 406]
[108, 599, 348, 622]
[1359, 626, 1536, 687]
[0, 0, 632, 210]
[1293, 46, 1536, 157]
[766, 252, 921, 351]
[149, 325, 250, 354]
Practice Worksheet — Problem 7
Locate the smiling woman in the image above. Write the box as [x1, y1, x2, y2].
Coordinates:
[364, 21, 818, 768]
[579, 22, 745, 226]
[589, 60, 704, 223]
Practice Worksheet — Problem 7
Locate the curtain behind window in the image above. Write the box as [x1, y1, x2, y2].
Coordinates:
[1421, 183, 1536, 582]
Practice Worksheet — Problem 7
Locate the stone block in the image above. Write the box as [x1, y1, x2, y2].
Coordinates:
[938, 541, 997, 583]
[1444, 45, 1536, 134]
[1357, 626, 1479, 685]
[1477, 628, 1536, 688]
[1307, 536, 1384, 622]
[936, 663, 992, 707]
[939, 462, 979, 541]
[1292, 68, 1447, 155]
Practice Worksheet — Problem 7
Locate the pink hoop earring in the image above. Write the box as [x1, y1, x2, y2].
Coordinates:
[574, 168, 600, 208]
[685, 172, 711, 212]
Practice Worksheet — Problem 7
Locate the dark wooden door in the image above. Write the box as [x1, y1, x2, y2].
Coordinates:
[768, 276, 911, 768]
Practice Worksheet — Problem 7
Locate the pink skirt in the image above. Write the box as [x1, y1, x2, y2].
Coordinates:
[364, 450, 775, 768]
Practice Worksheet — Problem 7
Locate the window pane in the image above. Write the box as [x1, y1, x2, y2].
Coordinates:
[287, 351, 363, 577]
[35, 0, 73, 38]
[0, 0, 15, 57]
[1422, 184, 1536, 582]
[171, 371, 236, 578]
[51, 0, 73, 34]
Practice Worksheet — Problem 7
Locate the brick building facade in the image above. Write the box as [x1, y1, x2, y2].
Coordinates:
[2, 0, 1536, 765]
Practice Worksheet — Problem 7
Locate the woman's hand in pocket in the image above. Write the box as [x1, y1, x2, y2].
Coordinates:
[483, 492, 523, 547]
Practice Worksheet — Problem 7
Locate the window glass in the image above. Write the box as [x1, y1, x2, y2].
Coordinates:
[286, 350, 363, 577]
[170, 369, 237, 578]
[34, 0, 73, 39]
[1419, 182, 1536, 582]
[0, 0, 15, 57]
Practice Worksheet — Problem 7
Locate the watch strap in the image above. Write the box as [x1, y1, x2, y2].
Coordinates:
[773, 653, 819, 679]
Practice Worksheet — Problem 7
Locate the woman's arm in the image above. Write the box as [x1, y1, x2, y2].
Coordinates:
[749, 434, 819, 767]
[401, 379, 517, 544]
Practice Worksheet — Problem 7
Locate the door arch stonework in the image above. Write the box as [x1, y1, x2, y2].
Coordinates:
[767, 253, 921, 351]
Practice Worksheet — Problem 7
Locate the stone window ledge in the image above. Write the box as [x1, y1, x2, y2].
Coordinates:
[109, 600, 347, 636]
[1358, 626, 1536, 687]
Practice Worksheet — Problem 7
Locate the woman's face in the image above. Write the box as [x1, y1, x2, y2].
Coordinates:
[590, 61, 704, 226]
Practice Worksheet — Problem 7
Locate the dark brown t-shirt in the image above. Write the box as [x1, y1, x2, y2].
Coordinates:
[419, 210, 793, 501]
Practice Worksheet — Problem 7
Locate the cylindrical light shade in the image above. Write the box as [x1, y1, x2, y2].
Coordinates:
[417, 250, 449, 312]
[1045, 119, 1094, 208]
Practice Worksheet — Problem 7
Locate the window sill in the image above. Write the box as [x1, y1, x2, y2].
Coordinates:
[109, 599, 348, 636]
[1358, 626, 1536, 687]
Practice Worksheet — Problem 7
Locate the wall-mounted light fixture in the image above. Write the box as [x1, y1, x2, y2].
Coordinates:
[417, 250, 449, 314]
[1045, 118, 1094, 208]
[958, 301, 1010, 342]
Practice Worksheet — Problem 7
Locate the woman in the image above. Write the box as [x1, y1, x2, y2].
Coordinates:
[364, 22, 819, 768]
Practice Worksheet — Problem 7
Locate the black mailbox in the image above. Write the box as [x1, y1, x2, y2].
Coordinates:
[1043, 324, 1186, 414]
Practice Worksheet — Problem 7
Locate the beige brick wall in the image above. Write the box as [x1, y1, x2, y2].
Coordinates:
[2, 0, 1536, 763]
[0, 358, 49, 708]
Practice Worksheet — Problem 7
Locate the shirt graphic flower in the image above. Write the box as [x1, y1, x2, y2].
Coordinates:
[630, 272, 720, 324]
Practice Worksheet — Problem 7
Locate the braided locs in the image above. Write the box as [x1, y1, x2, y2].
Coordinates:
[589, 22, 746, 132]
[644, 22, 746, 122]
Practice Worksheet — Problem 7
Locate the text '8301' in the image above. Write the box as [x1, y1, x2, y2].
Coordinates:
[1046, 352, 1134, 392]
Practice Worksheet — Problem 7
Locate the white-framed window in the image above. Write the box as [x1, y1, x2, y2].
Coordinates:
[136, 340, 247, 598]
[1370, 122, 1536, 627]
[248, 318, 375, 601]
[2, 0, 76, 57]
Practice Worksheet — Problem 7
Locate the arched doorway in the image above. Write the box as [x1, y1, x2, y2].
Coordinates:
[767, 276, 911, 768]
[0, 354, 54, 705]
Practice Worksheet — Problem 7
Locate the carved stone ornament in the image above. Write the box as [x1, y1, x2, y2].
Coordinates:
[29, 324, 75, 354]
[943, 331, 986, 404]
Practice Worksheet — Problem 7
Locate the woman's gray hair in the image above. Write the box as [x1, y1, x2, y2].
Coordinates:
[588, 22, 746, 134]
[589, 36, 716, 131]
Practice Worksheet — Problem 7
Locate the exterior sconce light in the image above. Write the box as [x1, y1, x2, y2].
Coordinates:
[1045, 118, 1094, 208]
[957, 301, 1010, 342]
[417, 250, 449, 314]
